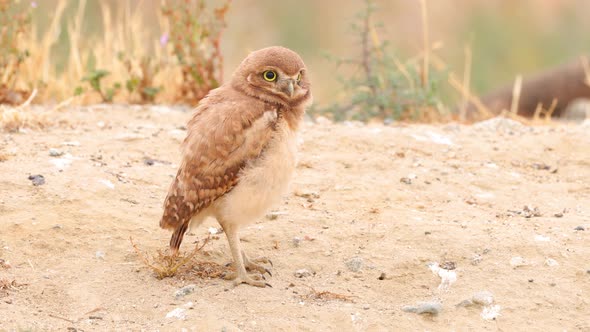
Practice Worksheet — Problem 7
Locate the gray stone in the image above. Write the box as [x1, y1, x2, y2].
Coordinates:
[294, 269, 312, 278]
[402, 301, 442, 315]
[174, 284, 196, 299]
[345, 257, 364, 272]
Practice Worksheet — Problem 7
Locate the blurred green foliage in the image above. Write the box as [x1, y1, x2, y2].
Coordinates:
[316, 0, 445, 122]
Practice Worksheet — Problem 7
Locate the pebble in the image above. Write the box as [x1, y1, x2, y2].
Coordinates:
[471, 254, 483, 265]
[294, 269, 312, 278]
[48, 148, 64, 157]
[481, 305, 501, 320]
[28, 174, 45, 186]
[345, 257, 364, 272]
[510, 256, 526, 267]
[574, 226, 585, 231]
[473, 117, 524, 133]
[457, 291, 494, 307]
[545, 258, 559, 267]
[402, 301, 442, 315]
[292, 237, 302, 247]
[399, 177, 412, 185]
[472, 291, 495, 306]
[166, 308, 187, 320]
[175, 284, 196, 299]
[95, 251, 105, 260]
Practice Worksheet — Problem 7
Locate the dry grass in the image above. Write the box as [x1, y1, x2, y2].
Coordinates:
[4, 0, 229, 106]
[0, 278, 25, 297]
[130, 235, 227, 280]
[0, 258, 11, 269]
[300, 286, 355, 303]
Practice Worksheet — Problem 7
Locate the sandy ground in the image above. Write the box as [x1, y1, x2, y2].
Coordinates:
[0, 105, 589, 331]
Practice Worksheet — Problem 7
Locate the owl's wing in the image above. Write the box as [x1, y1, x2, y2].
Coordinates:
[160, 93, 278, 249]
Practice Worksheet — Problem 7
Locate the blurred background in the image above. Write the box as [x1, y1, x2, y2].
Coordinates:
[3, 0, 590, 120]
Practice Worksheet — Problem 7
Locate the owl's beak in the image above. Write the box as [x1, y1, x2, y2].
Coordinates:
[280, 79, 295, 97]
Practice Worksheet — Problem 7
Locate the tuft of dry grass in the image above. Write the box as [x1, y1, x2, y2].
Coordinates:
[1, 0, 231, 106]
[0, 258, 11, 269]
[130, 235, 227, 280]
[300, 286, 355, 303]
[0, 278, 26, 297]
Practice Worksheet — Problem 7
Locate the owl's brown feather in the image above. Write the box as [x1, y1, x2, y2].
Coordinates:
[160, 86, 279, 244]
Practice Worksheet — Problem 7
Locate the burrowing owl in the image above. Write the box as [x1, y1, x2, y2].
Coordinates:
[160, 46, 312, 287]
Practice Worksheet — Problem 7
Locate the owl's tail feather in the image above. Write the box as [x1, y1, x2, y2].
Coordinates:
[170, 221, 189, 254]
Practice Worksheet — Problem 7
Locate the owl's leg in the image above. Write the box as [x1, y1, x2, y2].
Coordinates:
[242, 251, 273, 276]
[223, 224, 270, 288]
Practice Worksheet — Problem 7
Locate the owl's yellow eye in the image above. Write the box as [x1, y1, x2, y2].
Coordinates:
[296, 72, 302, 82]
[263, 70, 277, 82]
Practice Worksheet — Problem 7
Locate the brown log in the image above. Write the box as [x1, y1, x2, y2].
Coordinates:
[467, 57, 590, 118]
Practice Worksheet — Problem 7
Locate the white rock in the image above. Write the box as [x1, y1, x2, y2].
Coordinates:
[95, 251, 105, 260]
[294, 269, 312, 278]
[472, 291, 494, 306]
[428, 262, 457, 290]
[166, 308, 187, 320]
[98, 179, 115, 189]
[510, 256, 526, 267]
[545, 258, 559, 267]
[481, 304, 501, 320]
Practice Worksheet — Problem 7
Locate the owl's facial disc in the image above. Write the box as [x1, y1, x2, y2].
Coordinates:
[265, 70, 305, 100]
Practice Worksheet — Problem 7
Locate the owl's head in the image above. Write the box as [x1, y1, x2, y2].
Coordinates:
[231, 46, 312, 108]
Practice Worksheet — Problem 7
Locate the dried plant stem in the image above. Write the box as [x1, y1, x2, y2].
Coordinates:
[459, 45, 472, 121]
[420, 0, 430, 88]
[509, 75, 522, 115]
[448, 73, 494, 119]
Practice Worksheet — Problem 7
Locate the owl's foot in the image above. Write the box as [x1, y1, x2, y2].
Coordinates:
[243, 254, 273, 276]
[222, 271, 270, 288]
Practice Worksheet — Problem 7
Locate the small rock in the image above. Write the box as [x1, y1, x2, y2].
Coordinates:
[534, 235, 550, 242]
[554, 212, 564, 218]
[545, 258, 559, 267]
[52, 224, 63, 230]
[402, 301, 442, 315]
[48, 148, 64, 157]
[362, 304, 370, 310]
[292, 237, 302, 247]
[472, 291, 494, 306]
[183, 302, 194, 309]
[166, 308, 187, 320]
[95, 251, 105, 260]
[293, 269, 312, 278]
[440, 261, 456, 270]
[481, 304, 501, 320]
[294, 269, 312, 278]
[345, 257, 364, 272]
[522, 205, 541, 218]
[471, 254, 483, 265]
[175, 284, 196, 299]
[399, 177, 412, 185]
[574, 226, 585, 231]
[510, 256, 526, 267]
[377, 272, 387, 280]
[143, 158, 156, 166]
[28, 174, 45, 186]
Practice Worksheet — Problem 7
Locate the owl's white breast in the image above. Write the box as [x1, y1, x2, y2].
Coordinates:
[214, 117, 298, 225]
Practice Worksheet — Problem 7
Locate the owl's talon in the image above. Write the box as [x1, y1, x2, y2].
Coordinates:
[232, 276, 269, 288]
